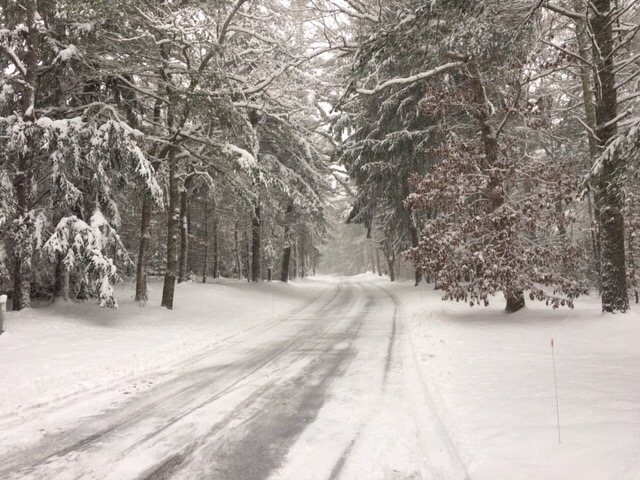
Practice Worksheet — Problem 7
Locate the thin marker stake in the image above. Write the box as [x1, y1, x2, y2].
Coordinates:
[551, 338, 561, 444]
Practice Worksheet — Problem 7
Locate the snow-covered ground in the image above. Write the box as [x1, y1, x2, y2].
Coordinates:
[0, 278, 325, 417]
[376, 276, 640, 480]
[1, 274, 638, 479]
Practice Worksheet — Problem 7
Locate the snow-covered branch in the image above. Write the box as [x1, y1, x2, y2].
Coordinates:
[355, 61, 466, 95]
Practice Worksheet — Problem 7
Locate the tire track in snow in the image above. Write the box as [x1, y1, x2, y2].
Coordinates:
[144, 287, 371, 480]
[368, 280, 470, 480]
[2, 286, 370, 477]
[326, 438, 357, 480]
[0, 283, 354, 479]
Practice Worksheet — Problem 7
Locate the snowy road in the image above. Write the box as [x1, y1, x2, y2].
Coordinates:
[0, 279, 467, 480]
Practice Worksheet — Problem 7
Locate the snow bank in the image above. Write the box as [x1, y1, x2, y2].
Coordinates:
[0, 278, 324, 417]
[378, 277, 640, 480]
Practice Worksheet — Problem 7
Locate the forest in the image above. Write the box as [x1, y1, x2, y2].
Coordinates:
[0, 0, 639, 314]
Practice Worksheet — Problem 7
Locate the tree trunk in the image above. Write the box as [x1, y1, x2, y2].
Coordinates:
[135, 191, 153, 302]
[384, 239, 396, 282]
[12, 184, 33, 311]
[401, 183, 423, 286]
[468, 60, 524, 310]
[300, 241, 306, 278]
[161, 147, 180, 309]
[251, 204, 261, 282]
[178, 189, 189, 283]
[505, 291, 525, 313]
[374, 238, 382, 277]
[281, 245, 292, 282]
[386, 252, 396, 282]
[362, 241, 368, 273]
[54, 254, 70, 302]
[12, 0, 39, 311]
[202, 196, 209, 284]
[135, 86, 162, 302]
[574, 6, 602, 290]
[178, 176, 194, 284]
[244, 228, 251, 282]
[280, 204, 293, 283]
[292, 240, 299, 279]
[213, 207, 220, 279]
[235, 221, 242, 280]
[591, 0, 628, 312]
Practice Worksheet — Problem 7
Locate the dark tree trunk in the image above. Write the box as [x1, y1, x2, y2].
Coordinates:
[235, 221, 243, 280]
[374, 240, 382, 277]
[54, 254, 69, 302]
[12, 0, 39, 311]
[13, 175, 33, 311]
[409, 220, 422, 286]
[213, 207, 220, 279]
[292, 240, 299, 279]
[591, 0, 628, 312]
[244, 228, 251, 282]
[387, 253, 396, 282]
[402, 183, 423, 286]
[178, 189, 189, 283]
[135, 87, 162, 302]
[202, 196, 209, 284]
[161, 148, 180, 309]
[281, 246, 292, 282]
[267, 268, 272, 282]
[280, 204, 293, 283]
[300, 241, 307, 278]
[505, 291, 525, 313]
[575, 11, 602, 290]
[135, 191, 153, 302]
[251, 204, 261, 282]
[178, 176, 194, 284]
[362, 242, 368, 273]
[384, 240, 396, 282]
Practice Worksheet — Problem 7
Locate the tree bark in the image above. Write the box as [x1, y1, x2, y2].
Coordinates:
[281, 245, 292, 282]
[12, 0, 39, 311]
[135, 191, 153, 302]
[54, 254, 70, 302]
[12, 178, 33, 311]
[235, 221, 243, 280]
[280, 203, 294, 283]
[505, 291, 525, 313]
[251, 204, 261, 282]
[202, 196, 209, 284]
[292, 240, 299, 279]
[574, 5, 602, 290]
[135, 83, 163, 303]
[213, 206, 220, 279]
[386, 252, 396, 282]
[401, 182, 423, 286]
[244, 228, 251, 282]
[178, 189, 189, 283]
[178, 176, 194, 283]
[372, 238, 381, 276]
[591, 0, 628, 312]
[300, 240, 307, 278]
[161, 147, 180, 309]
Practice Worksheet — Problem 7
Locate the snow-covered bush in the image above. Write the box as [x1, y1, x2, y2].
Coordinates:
[43, 209, 133, 308]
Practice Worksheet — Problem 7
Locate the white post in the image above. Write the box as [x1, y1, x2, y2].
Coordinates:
[0, 295, 6, 335]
